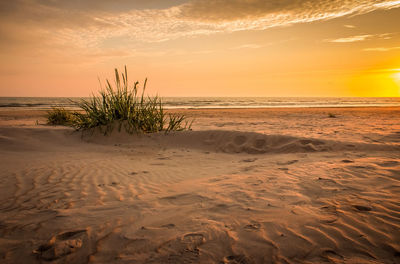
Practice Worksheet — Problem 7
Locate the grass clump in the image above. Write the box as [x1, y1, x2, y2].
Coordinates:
[328, 113, 337, 118]
[46, 107, 75, 125]
[47, 66, 192, 134]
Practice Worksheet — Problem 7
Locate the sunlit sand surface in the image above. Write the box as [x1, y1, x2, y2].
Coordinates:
[0, 107, 399, 263]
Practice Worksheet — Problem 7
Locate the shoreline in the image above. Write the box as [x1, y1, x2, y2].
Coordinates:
[1, 105, 400, 110]
[1, 105, 400, 115]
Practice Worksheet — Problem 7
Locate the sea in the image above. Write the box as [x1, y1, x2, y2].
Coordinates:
[0, 97, 399, 110]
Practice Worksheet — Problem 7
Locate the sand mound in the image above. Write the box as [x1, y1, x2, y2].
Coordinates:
[156, 130, 327, 154]
[81, 129, 399, 154]
[0, 127, 81, 152]
[1, 127, 397, 155]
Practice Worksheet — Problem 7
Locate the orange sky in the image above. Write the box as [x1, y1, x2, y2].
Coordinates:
[0, 0, 399, 97]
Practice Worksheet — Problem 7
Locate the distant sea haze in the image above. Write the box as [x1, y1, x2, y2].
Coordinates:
[0, 97, 399, 110]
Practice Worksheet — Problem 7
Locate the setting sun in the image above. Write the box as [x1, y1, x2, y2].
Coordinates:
[348, 69, 400, 97]
[391, 69, 400, 95]
[393, 70, 400, 82]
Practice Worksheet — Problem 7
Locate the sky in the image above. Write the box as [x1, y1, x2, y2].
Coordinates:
[0, 0, 399, 97]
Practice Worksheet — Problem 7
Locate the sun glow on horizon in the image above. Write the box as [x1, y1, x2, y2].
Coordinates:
[394, 70, 400, 80]
[347, 68, 400, 97]
[392, 69, 400, 95]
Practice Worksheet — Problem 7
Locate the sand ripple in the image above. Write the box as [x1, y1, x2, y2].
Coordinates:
[0, 126, 399, 263]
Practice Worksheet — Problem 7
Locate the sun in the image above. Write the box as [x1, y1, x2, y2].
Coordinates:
[392, 69, 400, 95]
[394, 71, 400, 82]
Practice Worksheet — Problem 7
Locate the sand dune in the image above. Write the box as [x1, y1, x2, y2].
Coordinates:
[0, 108, 399, 263]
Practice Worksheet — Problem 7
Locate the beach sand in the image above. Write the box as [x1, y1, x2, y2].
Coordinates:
[0, 107, 399, 263]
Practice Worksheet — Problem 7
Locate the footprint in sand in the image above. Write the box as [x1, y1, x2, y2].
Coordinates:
[300, 139, 325, 146]
[277, 160, 298, 165]
[299, 139, 313, 145]
[161, 223, 176, 229]
[243, 223, 261, 231]
[234, 135, 247, 145]
[241, 158, 257, 163]
[157, 157, 171, 160]
[34, 229, 87, 261]
[182, 233, 205, 247]
[253, 139, 266, 148]
[222, 254, 251, 264]
[319, 205, 339, 223]
[241, 165, 258, 172]
[353, 205, 372, 212]
[159, 193, 209, 206]
[317, 177, 338, 186]
[341, 159, 354, 163]
[155, 233, 205, 261]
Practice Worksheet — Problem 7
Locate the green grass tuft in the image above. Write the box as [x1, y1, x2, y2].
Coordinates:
[46, 66, 192, 134]
[46, 107, 75, 125]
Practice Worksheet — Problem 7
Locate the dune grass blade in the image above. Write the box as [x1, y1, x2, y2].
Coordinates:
[63, 66, 192, 134]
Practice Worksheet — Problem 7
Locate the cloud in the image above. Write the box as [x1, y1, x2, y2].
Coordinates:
[344, 24, 356, 28]
[364, 46, 400, 51]
[1, 0, 187, 14]
[326, 34, 373, 43]
[178, 0, 400, 21]
[230, 44, 263, 50]
[325, 32, 395, 43]
[373, 0, 400, 8]
[179, 0, 300, 21]
[378, 33, 394, 39]
[1, 0, 400, 54]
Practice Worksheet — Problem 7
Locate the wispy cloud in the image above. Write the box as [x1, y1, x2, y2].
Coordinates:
[179, 0, 400, 22]
[230, 44, 263, 50]
[1, 0, 400, 52]
[344, 24, 356, 28]
[325, 33, 395, 43]
[373, 0, 400, 8]
[364, 46, 400, 51]
[379, 33, 394, 39]
[326, 34, 373, 43]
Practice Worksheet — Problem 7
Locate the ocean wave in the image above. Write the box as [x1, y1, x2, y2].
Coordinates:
[0, 97, 399, 110]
